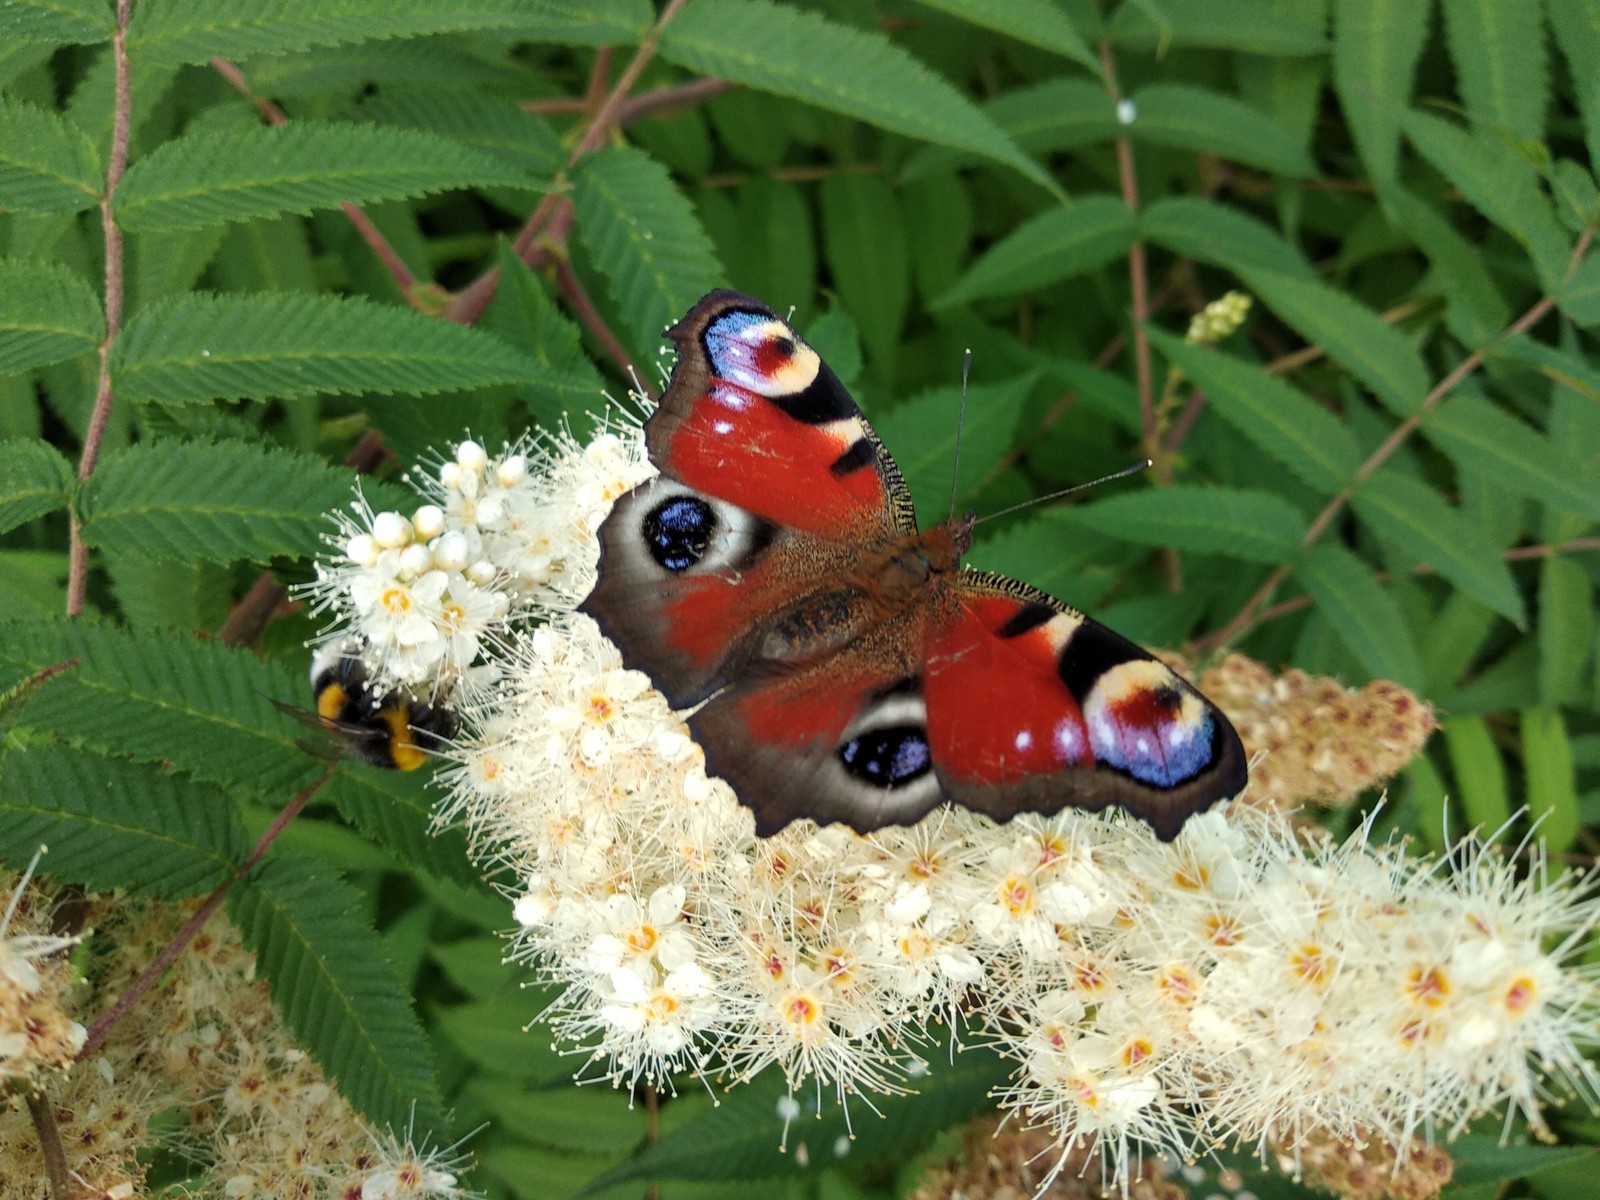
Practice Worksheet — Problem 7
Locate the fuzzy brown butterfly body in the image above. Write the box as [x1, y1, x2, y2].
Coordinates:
[580, 291, 1247, 840]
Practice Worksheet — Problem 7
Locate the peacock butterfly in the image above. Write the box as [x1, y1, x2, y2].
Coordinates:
[579, 291, 1247, 840]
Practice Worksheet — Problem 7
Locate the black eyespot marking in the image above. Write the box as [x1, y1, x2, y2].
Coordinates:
[839, 725, 932, 789]
[997, 603, 1056, 640]
[1056, 621, 1143, 704]
[829, 437, 877, 477]
[643, 495, 716, 573]
[773, 335, 796, 357]
[773, 362, 857, 423]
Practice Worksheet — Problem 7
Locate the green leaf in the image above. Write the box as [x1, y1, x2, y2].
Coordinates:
[0, 439, 73, 535]
[1401, 109, 1571, 288]
[1128, 84, 1317, 177]
[325, 767, 480, 889]
[0, 0, 112, 45]
[1151, 330, 1362, 494]
[574, 146, 723, 367]
[467, 1080, 647, 1155]
[229, 856, 444, 1136]
[1448, 1134, 1590, 1187]
[908, 79, 1120, 180]
[434, 996, 569, 1081]
[873, 375, 1034, 517]
[1552, 253, 1600, 326]
[76, 440, 357, 563]
[114, 121, 544, 233]
[1350, 472, 1525, 624]
[1384, 185, 1509, 344]
[1522, 708, 1578, 853]
[126, 0, 647, 65]
[359, 90, 566, 178]
[0, 743, 247, 895]
[983, 78, 1119, 157]
[658, 0, 1058, 194]
[0, 621, 318, 798]
[1065, 486, 1307, 563]
[1538, 556, 1594, 706]
[1423, 394, 1600, 519]
[0, 257, 104, 374]
[733, 177, 818, 319]
[1441, 0, 1548, 144]
[0, 551, 66, 617]
[1332, 0, 1431, 188]
[1423, 591, 1497, 694]
[484, 242, 608, 426]
[1108, 0, 1327, 54]
[112, 291, 542, 404]
[1549, 0, 1600, 169]
[1139, 196, 1315, 279]
[1443, 714, 1510, 831]
[908, 0, 1096, 69]
[589, 1045, 1009, 1188]
[820, 173, 909, 376]
[935, 196, 1133, 306]
[1294, 543, 1424, 688]
[1239, 267, 1428, 416]
[0, 95, 101, 214]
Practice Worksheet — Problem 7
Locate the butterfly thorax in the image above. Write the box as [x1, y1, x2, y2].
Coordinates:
[847, 514, 975, 616]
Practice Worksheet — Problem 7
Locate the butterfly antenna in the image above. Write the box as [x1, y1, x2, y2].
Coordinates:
[947, 348, 973, 521]
[973, 458, 1152, 526]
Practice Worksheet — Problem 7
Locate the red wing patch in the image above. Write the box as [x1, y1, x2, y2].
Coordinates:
[923, 595, 1094, 785]
[664, 380, 888, 535]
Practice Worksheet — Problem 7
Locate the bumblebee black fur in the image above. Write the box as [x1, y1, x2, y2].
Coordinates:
[308, 645, 457, 771]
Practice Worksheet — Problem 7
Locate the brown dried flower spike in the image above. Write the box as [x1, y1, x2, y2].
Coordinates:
[1189, 653, 1436, 811]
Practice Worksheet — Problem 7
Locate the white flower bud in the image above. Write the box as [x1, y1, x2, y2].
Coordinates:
[475, 495, 506, 528]
[371, 511, 413, 548]
[345, 533, 379, 566]
[431, 531, 470, 572]
[466, 560, 498, 587]
[497, 455, 527, 487]
[456, 440, 488, 474]
[397, 543, 432, 578]
[438, 462, 463, 491]
[412, 504, 445, 540]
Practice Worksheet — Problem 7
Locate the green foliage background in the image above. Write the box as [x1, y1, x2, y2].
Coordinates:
[1, 0, 1598, 1195]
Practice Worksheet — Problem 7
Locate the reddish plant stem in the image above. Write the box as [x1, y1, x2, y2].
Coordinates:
[448, 0, 691, 325]
[27, 1093, 70, 1200]
[77, 763, 338, 1061]
[1195, 228, 1597, 656]
[66, 0, 134, 618]
[1238, 538, 1600, 630]
[341, 201, 418, 295]
[616, 76, 732, 122]
[1163, 298, 1431, 460]
[644, 1084, 662, 1200]
[555, 256, 653, 397]
[1099, 43, 1155, 471]
[217, 572, 290, 649]
[211, 58, 423, 306]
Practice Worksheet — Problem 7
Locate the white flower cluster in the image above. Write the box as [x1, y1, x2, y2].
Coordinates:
[323, 413, 1600, 1183]
[304, 423, 653, 691]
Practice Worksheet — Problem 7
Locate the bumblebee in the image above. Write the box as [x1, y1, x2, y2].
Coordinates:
[300, 644, 457, 770]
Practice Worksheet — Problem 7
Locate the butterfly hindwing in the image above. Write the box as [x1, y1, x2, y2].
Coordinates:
[926, 576, 1247, 841]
